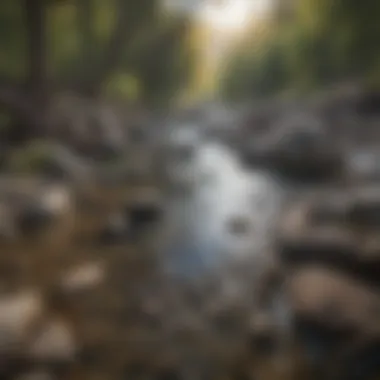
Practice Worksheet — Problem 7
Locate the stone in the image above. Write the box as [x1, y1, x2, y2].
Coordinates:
[28, 319, 77, 363]
[226, 216, 251, 236]
[288, 267, 380, 373]
[288, 267, 380, 335]
[60, 261, 105, 294]
[279, 228, 358, 265]
[345, 149, 380, 183]
[40, 185, 72, 215]
[0, 290, 44, 354]
[6, 141, 92, 182]
[14, 185, 73, 239]
[17, 205, 57, 236]
[126, 188, 163, 231]
[307, 194, 351, 225]
[0, 179, 74, 245]
[345, 186, 380, 228]
[240, 113, 343, 182]
[277, 198, 358, 263]
[98, 212, 130, 245]
[248, 313, 278, 355]
[276, 194, 380, 284]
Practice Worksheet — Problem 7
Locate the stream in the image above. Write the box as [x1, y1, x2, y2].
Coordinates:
[163, 135, 285, 282]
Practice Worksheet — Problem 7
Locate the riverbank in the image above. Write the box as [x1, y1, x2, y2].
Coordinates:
[0, 94, 380, 379]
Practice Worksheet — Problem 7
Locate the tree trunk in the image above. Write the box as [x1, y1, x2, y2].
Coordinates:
[24, 0, 48, 93]
[78, 0, 142, 96]
[0, 0, 149, 142]
[77, 0, 95, 64]
[0, 81, 31, 115]
[23, 0, 50, 137]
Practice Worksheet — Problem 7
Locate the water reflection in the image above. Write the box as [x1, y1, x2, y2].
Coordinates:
[164, 141, 283, 281]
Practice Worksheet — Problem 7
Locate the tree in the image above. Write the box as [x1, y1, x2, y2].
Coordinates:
[0, 0, 197, 140]
[219, 0, 380, 101]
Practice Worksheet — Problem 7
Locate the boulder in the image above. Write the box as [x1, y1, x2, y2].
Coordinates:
[288, 267, 380, 335]
[277, 197, 357, 263]
[6, 141, 93, 182]
[287, 266, 380, 377]
[276, 193, 380, 284]
[241, 113, 343, 182]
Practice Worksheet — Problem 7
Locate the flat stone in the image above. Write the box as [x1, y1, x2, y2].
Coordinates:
[288, 267, 380, 334]
[276, 194, 380, 284]
[28, 319, 77, 362]
[0, 290, 44, 354]
[279, 227, 358, 264]
[240, 113, 343, 182]
[60, 261, 106, 293]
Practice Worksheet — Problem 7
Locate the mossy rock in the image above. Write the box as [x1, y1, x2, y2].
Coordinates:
[6, 140, 90, 181]
[7, 140, 57, 173]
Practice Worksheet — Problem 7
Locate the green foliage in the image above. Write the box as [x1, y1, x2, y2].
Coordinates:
[122, 13, 196, 107]
[0, 0, 197, 107]
[0, 0, 27, 79]
[105, 73, 141, 100]
[219, 0, 380, 101]
[6, 140, 58, 174]
[219, 32, 290, 101]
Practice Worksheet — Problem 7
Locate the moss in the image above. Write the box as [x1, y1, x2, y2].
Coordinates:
[6, 140, 59, 174]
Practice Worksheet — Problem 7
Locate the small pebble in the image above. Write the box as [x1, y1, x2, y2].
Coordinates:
[42, 186, 72, 214]
[227, 216, 251, 235]
[60, 261, 105, 293]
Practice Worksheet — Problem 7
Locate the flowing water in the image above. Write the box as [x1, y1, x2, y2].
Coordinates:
[163, 137, 285, 282]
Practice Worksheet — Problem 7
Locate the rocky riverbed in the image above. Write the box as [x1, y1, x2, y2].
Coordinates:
[1, 90, 380, 380]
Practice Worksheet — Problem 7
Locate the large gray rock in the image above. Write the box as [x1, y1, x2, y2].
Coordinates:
[241, 113, 343, 182]
[288, 266, 380, 378]
[276, 190, 380, 284]
[0, 178, 74, 244]
[6, 141, 93, 182]
[344, 149, 380, 183]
